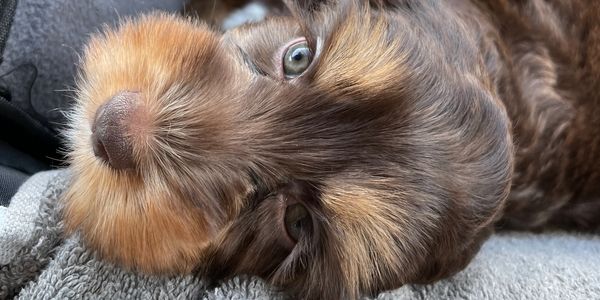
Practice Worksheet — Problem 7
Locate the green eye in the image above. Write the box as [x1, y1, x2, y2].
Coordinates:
[282, 40, 312, 79]
[284, 203, 312, 242]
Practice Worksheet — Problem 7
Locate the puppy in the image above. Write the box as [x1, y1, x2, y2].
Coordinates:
[62, 0, 600, 299]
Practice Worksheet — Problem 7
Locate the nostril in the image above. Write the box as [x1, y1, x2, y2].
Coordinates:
[91, 91, 141, 170]
[92, 132, 110, 164]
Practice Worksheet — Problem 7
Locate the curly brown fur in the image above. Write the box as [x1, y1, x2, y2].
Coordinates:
[62, 0, 600, 298]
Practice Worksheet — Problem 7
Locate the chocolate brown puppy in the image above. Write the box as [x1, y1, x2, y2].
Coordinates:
[63, 0, 600, 299]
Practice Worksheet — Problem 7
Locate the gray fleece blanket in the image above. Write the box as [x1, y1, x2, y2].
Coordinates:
[2, 170, 600, 299]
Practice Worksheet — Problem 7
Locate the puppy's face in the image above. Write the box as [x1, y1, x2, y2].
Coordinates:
[64, 1, 513, 298]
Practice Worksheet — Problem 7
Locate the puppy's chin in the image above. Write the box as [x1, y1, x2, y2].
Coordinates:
[62, 161, 214, 274]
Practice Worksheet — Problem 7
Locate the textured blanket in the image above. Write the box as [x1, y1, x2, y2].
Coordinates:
[1, 170, 600, 299]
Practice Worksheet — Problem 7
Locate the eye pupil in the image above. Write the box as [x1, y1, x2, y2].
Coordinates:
[282, 40, 312, 79]
[291, 49, 305, 61]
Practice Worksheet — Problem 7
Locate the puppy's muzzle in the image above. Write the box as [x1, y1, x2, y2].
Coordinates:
[91, 91, 141, 170]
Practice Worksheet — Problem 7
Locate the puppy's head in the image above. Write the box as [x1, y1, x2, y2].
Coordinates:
[64, 0, 513, 298]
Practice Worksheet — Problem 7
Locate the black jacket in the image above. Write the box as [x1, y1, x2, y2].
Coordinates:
[0, 0, 61, 206]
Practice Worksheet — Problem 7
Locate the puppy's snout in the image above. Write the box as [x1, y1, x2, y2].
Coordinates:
[92, 91, 142, 170]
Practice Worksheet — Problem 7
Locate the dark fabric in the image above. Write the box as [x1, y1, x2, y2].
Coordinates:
[0, 139, 46, 206]
[0, 164, 27, 206]
[0, 0, 16, 99]
[0, 140, 48, 175]
[0, 95, 61, 167]
[0, 0, 17, 57]
[0, 0, 50, 206]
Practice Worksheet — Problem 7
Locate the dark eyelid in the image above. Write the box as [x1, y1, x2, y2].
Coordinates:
[237, 46, 268, 76]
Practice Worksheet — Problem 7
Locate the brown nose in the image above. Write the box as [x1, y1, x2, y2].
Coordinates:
[92, 91, 140, 170]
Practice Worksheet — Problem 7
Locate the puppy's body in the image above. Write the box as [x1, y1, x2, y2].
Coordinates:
[472, 0, 600, 231]
[63, 0, 600, 299]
